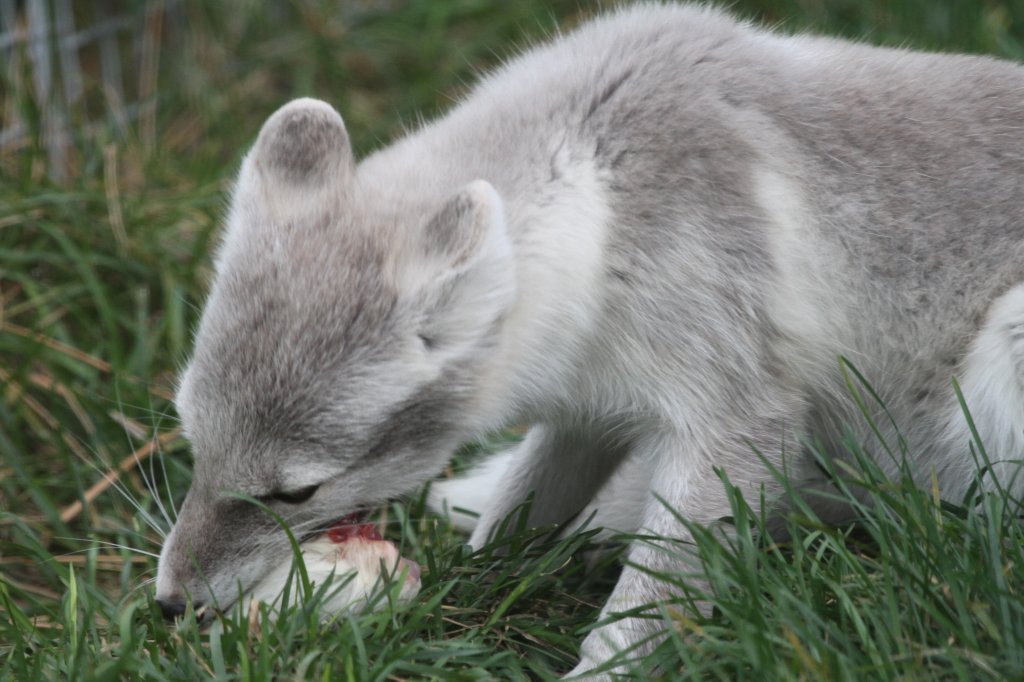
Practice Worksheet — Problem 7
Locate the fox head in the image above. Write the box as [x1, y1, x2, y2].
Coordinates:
[154, 98, 516, 616]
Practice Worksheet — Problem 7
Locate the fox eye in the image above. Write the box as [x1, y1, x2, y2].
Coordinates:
[269, 484, 319, 504]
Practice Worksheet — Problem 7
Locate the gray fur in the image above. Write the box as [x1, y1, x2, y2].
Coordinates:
[157, 5, 1024, 676]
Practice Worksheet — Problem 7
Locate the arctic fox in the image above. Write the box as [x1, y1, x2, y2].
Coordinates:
[156, 3, 1024, 676]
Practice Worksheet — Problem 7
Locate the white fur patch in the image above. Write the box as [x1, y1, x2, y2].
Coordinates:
[481, 152, 612, 420]
[942, 283, 1024, 495]
[428, 452, 513, 533]
[755, 170, 830, 352]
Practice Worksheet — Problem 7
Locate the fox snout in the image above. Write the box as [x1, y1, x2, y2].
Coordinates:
[155, 596, 189, 620]
[155, 490, 278, 617]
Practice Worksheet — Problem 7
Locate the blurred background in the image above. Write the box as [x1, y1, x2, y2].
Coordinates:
[4, 0, 1024, 185]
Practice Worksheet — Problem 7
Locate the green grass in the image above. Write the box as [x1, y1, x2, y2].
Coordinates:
[3, 0, 1024, 679]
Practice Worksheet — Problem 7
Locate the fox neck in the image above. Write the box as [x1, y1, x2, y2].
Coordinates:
[360, 127, 613, 431]
[471, 166, 612, 429]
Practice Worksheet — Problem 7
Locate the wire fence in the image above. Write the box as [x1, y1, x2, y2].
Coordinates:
[0, 0, 172, 182]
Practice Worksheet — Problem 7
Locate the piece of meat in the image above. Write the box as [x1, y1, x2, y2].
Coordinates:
[242, 516, 421, 618]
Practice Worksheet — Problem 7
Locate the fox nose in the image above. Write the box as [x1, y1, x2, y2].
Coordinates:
[156, 598, 191, 620]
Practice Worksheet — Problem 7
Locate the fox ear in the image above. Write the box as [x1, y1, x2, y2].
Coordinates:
[250, 98, 354, 187]
[423, 180, 507, 268]
[415, 180, 517, 349]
